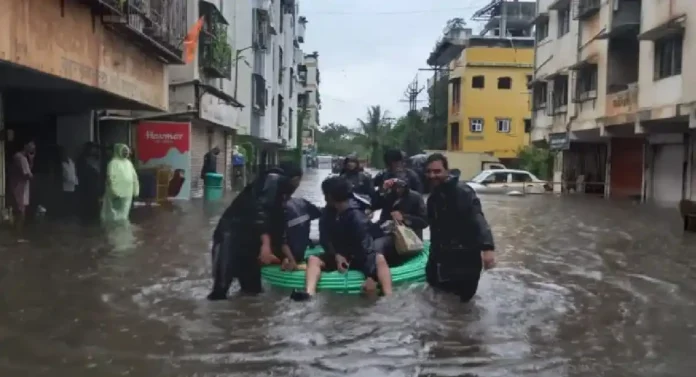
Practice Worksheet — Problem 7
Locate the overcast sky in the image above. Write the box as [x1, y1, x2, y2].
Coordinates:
[300, 0, 490, 128]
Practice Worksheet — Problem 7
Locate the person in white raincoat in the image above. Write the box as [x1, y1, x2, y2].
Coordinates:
[101, 144, 139, 223]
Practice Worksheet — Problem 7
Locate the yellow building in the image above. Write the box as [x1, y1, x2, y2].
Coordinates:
[446, 37, 534, 160]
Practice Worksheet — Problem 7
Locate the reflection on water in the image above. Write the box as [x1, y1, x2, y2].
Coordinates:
[2, 169, 696, 376]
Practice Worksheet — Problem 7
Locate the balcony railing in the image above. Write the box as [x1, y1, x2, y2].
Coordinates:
[93, 0, 188, 64]
[199, 2, 232, 79]
[605, 82, 638, 118]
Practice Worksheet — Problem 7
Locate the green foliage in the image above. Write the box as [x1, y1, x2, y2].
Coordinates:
[516, 145, 555, 180]
[315, 123, 368, 158]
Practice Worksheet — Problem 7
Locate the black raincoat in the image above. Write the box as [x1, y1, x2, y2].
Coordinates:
[426, 176, 495, 302]
[285, 197, 322, 262]
[339, 156, 374, 199]
[376, 186, 428, 239]
[208, 167, 297, 300]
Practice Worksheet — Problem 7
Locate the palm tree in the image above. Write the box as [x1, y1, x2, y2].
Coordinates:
[356, 106, 393, 168]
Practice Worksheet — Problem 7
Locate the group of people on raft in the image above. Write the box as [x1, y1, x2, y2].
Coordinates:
[207, 149, 496, 302]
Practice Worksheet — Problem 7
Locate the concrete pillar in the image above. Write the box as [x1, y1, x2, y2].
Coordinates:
[0, 91, 4, 211]
[552, 151, 564, 194]
[641, 140, 652, 204]
[684, 132, 691, 200]
[604, 138, 611, 198]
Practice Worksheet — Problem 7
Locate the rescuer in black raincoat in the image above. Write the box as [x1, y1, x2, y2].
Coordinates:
[207, 161, 303, 300]
[339, 154, 374, 198]
[424, 153, 496, 302]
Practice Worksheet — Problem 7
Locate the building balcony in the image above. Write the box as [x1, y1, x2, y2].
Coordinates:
[597, 0, 641, 39]
[199, 1, 232, 79]
[573, 0, 600, 21]
[604, 83, 639, 124]
[89, 0, 188, 64]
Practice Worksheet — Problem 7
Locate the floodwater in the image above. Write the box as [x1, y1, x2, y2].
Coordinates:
[2, 168, 696, 377]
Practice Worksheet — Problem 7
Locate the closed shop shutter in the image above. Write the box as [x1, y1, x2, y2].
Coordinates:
[190, 123, 210, 198]
[610, 138, 644, 199]
[651, 143, 684, 205]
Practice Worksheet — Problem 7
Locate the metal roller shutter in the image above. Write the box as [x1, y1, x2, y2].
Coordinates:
[651, 143, 684, 205]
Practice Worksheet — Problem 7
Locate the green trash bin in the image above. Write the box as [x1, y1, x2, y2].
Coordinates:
[204, 172, 224, 201]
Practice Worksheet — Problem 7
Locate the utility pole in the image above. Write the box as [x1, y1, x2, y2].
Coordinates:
[400, 74, 424, 112]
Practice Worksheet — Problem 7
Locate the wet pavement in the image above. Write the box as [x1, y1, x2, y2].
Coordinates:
[2, 168, 696, 376]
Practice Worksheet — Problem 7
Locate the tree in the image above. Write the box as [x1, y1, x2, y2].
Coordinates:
[355, 106, 394, 169]
[391, 110, 426, 156]
[315, 122, 366, 157]
[516, 145, 554, 180]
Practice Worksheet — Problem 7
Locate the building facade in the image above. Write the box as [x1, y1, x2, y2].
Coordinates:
[531, 0, 694, 205]
[299, 51, 321, 150]
[428, 0, 536, 162]
[245, 0, 307, 171]
[1, 0, 187, 212]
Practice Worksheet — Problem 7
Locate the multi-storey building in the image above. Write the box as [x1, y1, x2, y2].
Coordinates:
[428, 0, 536, 163]
[0, 0, 187, 209]
[531, 0, 694, 205]
[245, 0, 307, 171]
[298, 51, 320, 149]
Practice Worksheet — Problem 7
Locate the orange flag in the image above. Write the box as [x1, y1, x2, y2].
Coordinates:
[182, 16, 205, 64]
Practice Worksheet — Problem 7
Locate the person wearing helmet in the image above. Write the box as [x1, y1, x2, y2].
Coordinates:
[339, 154, 373, 199]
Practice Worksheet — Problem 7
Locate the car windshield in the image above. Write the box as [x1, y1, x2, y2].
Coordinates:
[470, 171, 491, 182]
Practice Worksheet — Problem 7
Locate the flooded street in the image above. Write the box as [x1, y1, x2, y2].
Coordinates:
[3, 168, 696, 376]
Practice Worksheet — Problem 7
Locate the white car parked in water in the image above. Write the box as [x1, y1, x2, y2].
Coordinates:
[465, 169, 550, 195]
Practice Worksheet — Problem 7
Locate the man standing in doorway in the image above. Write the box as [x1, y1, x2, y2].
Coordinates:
[424, 153, 495, 302]
[10, 140, 35, 242]
[201, 146, 220, 181]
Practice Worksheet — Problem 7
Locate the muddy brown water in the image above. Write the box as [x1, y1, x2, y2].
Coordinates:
[2, 169, 696, 376]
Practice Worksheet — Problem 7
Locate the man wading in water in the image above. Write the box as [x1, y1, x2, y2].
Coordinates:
[424, 153, 495, 302]
[207, 161, 303, 300]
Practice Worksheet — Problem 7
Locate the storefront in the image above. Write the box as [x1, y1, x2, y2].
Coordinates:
[608, 137, 644, 200]
[647, 133, 686, 206]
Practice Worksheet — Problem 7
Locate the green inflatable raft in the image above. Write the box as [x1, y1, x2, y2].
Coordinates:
[261, 242, 430, 294]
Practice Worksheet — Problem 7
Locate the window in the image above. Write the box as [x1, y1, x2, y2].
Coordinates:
[557, 7, 570, 37]
[536, 20, 549, 41]
[575, 64, 598, 101]
[496, 118, 511, 133]
[469, 118, 483, 133]
[482, 172, 508, 184]
[450, 122, 460, 150]
[551, 75, 568, 112]
[526, 75, 532, 85]
[278, 47, 284, 84]
[288, 108, 294, 139]
[532, 83, 548, 109]
[450, 77, 461, 112]
[511, 172, 533, 183]
[654, 33, 683, 80]
[498, 77, 512, 89]
[472, 75, 485, 89]
[524, 119, 532, 133]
